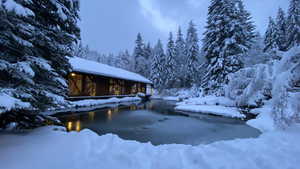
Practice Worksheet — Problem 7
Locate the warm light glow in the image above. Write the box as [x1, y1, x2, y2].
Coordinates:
[71, 73, 76, 77]
[76, 121, 81, 132]
[67, 122, 72, 131]
[88, 111, 95, 121]
[107, 109, 112, 121]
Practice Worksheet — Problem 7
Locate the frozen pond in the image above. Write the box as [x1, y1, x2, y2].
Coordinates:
[56, 100, 261, 145]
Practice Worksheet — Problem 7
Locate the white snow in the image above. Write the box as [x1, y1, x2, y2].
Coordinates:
[162, 96, 181, 101]
[247, 108, 275, 133]
[0, 93, 31, 114]
[69, 57, 152, 84]
[175, 105, 245, 118]
[3, 0, 35, 17]
[177, 95, 236, 107]
[1, 124, 300, 169]
[71, 97, 142, 108]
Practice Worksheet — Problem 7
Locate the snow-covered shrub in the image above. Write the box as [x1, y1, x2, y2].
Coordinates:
[227, 46, 300, 129]
[271, 47, 300, 129]
[226, 63, 272, 107]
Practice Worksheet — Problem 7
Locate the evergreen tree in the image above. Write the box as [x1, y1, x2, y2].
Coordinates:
[133, 33, 147, 76]
[165, 32, 176, 88]
[185, 21, 200, 86]
[0, 0, 80, 128]
[276, 8, 288, 51]
[151, 40, 165, 90]
[143, 42, 153, 78]
[174, 26, 187, 87]
[202, 0, 251, 93]
[118, 50, 132, 71]
[264, 17, 279, 52]
[287, 0, 300, 49]
[235, 0, 256, 45]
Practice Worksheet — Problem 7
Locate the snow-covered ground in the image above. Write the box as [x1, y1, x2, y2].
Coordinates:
[43, 97, 142, 115]
[1, 124, 300, 169]
[175, 105, 245, 118]
[174, 96, 245, 118]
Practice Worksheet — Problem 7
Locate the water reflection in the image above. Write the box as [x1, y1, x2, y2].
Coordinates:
[66, 120, 82, 132]
[88, 112, 95, 121]
[57, 100, 261, 145]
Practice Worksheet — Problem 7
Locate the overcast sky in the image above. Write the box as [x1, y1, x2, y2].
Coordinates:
[79, 0, 289, 54]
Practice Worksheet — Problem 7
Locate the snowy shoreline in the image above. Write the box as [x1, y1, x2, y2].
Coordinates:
[1, 124, 300, 169]
[43, 96, 142, 116]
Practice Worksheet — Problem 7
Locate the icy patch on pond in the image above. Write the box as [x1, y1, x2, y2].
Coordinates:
[175, 105, 245, 118]
[0, 124, 300, 169]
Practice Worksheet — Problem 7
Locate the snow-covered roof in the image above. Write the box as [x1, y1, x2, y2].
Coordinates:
[69, 57, 152, 84]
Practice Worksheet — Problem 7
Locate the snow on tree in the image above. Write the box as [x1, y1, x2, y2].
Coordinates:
[226, 47, 300, 129]
[151, 40, 165, 90]
[117, 50, 133, 71]
[185, 21, 200, 87]
[264, 17, 279, 52]
[133, 33, 148, 77]
[287, 0, 300, 49]
[271, 47, 300, 129]
[164, 32, 176, 88]
[202, 0, 253, 94]
[243, 32, 270, 66]
[143, 42, 153, 78]
[0, 0, 80, 129]
[235, 0, 256, 44]
[276, 8, 288, 51]
[174, 26, 187, 87]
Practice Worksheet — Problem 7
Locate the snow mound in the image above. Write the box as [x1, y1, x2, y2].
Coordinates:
[72, 97, 142, 107]
[175, 105, 245, 118]
[177, 96, 235, 107]
[1, 124, 300, 169]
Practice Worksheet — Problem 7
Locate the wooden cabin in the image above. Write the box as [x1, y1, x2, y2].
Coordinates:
[68, 57, 153, 100]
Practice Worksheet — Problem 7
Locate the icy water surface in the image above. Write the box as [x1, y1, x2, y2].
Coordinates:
[56, 100, 261, 145]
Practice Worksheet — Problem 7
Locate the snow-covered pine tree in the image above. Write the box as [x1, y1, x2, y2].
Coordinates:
[264, 17, 279, 52]
[133, 33, 147, 77]
[243, 32, 270, 66]
[165, 32, 176, 88]
[117, 50, 133, 71]
[235, 0, 256, 45]
[143, 42, 153, 78]
[0, 0, 80, 129]
[287, 0, 300, 49]
[151, 40, 165, 91]
[174, 26, 187, 87]
[185, 21, 200, 87]
[276, 8, 288, 51]
[202, 0, 252, 94]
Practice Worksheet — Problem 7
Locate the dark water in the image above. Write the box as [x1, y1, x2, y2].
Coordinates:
[55, 100, 261, 145]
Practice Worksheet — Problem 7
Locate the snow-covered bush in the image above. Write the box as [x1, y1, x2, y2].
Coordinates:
[227, 47, 300, 129]
[226, 63, 272, 107]
[271, 47, 300, 129]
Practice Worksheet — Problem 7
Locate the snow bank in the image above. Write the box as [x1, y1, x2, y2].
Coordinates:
[72, 97, 142, 107]
[0, 93, 31, 114]
[162, 96, 181, 101]
[69, 57, 151, 84]
[175, 105, 245, 118]
[177, 95, 235, 107]
[247, 105, 275, 132]
[1, 124, 300, 169]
